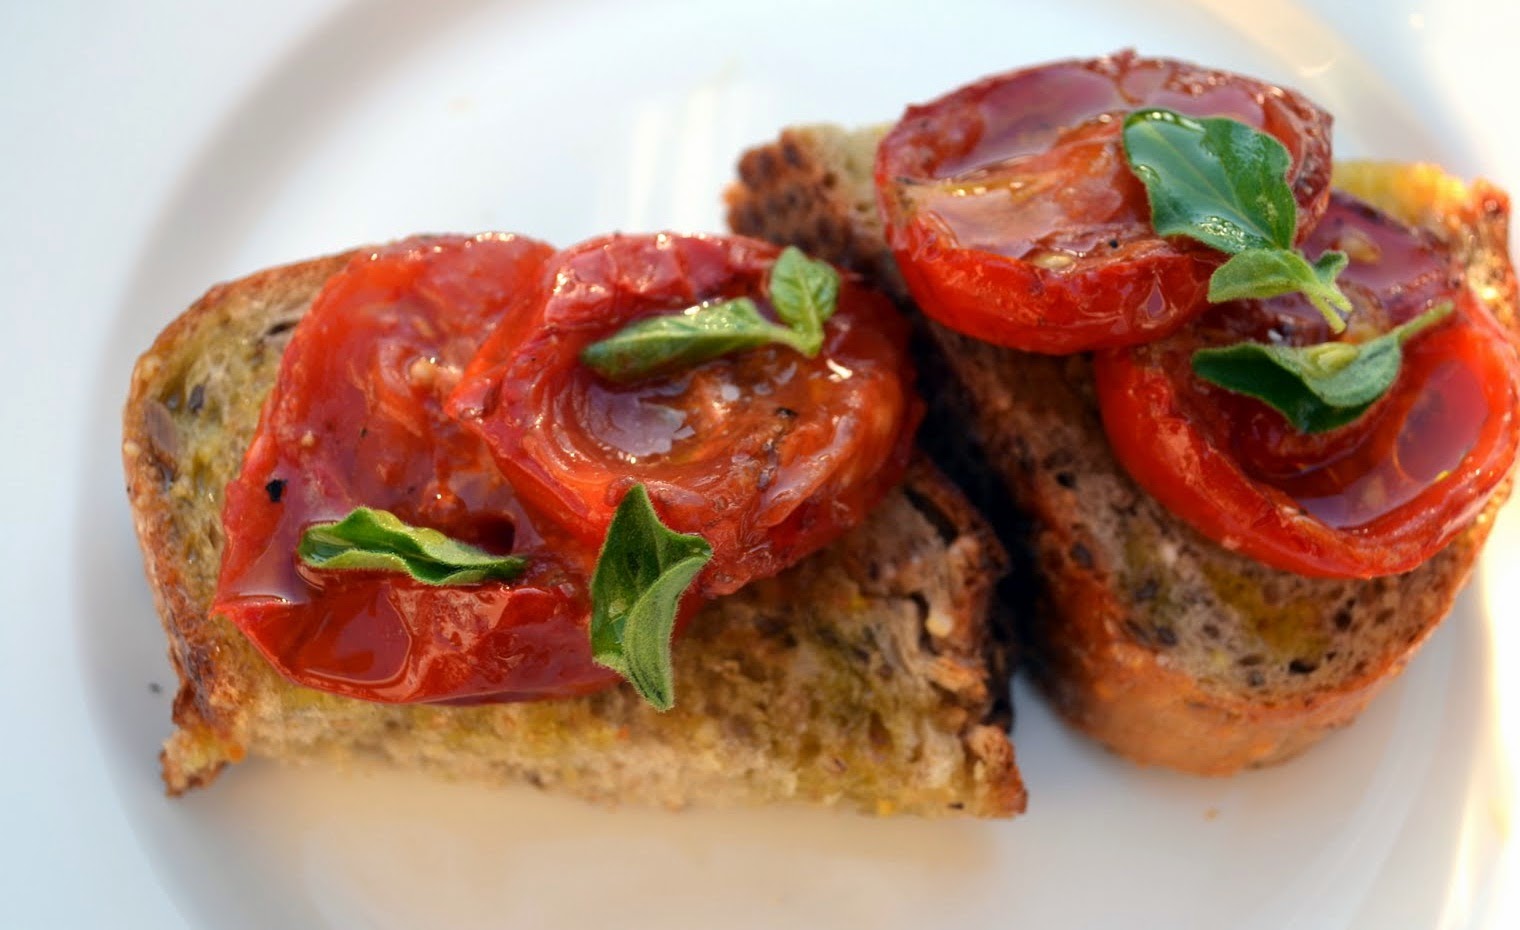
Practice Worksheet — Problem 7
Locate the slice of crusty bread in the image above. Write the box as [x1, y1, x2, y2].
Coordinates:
[727, 125, 1518, 774]
[121, 248, 1027, 817]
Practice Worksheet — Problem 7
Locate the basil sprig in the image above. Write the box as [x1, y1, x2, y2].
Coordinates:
[581, 245, 841, 382]
[1122, 108, 1353, 332]
[1122, 107, 1458, 434]
[297, 487, 710, 711]
[1192, 302, 1454, 433]
[298, 507, 527, 585]
[588, 484, 712, 711]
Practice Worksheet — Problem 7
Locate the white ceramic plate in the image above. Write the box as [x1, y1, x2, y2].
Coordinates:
[6, 0, 1519, 927]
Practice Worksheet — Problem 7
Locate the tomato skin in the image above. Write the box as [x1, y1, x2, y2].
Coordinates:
[448, 233, 922, 597]
[213, 235, 624, 703]
[876, 50, 1333, 353]
[217, 232, 919, 703]
[1094, 195, 1520, 577]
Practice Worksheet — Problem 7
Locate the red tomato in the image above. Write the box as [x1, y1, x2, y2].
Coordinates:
[214, 235, 626, 703]
[448, 233, 922, 597]
[1094, 194, 1520, 577]
[875, 50, 1334, 353]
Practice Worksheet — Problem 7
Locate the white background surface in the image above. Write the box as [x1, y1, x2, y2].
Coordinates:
[4, 1, 1519, 927]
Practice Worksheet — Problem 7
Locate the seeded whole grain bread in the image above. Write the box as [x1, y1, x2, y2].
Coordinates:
[726, 125, 1518, 774]
[122, 249, 1027, 817]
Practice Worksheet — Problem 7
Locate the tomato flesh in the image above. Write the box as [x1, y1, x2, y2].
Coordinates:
[876, 50, 1334, 353]
[1095, 194, 1520, 577]
[448, 233, 922, 597]
[213, 235, 624, 703]
[216, 232, 920, 703]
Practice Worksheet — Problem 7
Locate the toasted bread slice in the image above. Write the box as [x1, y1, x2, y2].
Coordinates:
[726, 125, 1518, 774]
[122, 249, 1026, 817]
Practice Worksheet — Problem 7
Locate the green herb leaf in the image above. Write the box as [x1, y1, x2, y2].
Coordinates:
[298, 507, 527, 585]
[1122, 108, 1353, 332]
[1123, 108, 1297, 254]
[589, 484, 713, 711]
[1208, 248, 1354, 326]
[580, 245, 841, 382]
[1191, 302, 1454, 433]
[767, 245, 841, 354]
[579, 297, 803, 383]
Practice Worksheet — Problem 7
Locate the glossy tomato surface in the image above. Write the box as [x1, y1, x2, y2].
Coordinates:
[876, 50, 1334, 353]
[449, 233, 922, 597]
[1095, 194, 1520, 577]
[213, 235, 626, 703]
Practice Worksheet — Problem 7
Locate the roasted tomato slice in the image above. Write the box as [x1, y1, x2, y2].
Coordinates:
[213, 235, 626, 703]
[876, 50, 1334, 353]
[1094, 194, 1520, 577]
[448, 233, 921, 597]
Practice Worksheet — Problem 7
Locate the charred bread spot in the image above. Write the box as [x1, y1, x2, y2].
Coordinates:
[1069, 543, 1094, 570]
[901, 484, 963, 546]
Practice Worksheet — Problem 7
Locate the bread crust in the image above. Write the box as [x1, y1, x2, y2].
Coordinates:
[726, 127, 1518, 774]
[125, 251, 355, 791]
[122, 246, 1027, 815]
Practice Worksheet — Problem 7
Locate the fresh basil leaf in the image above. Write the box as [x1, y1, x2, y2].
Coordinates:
[1123, 108, 1298, 254]
[1122, 108, 1353, 332]
[767, 245, 841, 355]
[298, 507, 526, 585]
[589, 484, 713, 711]
[1309, 250, 1351, 293]
[1208, 248, 1354, 330]
[1192, 302, 1454, 433]
[580, 297, 803, 383]
[580, 246, 842, 382]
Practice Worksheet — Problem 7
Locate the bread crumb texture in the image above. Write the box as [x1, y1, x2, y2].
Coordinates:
[122, 250, 1026, 817]
[727, 131, 1516, 774]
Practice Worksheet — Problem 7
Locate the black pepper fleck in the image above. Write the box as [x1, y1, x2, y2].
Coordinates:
[187, 383, 206, 414]
[1134, 579, 1159, 602]
[265, 479, 286, 503]
[1288, 658, 1318, 675]
[1155, 626, 1178, 647]
[1055, 471, 1076, 488]
[1108, 238, 1120, 249]
[1247, 669, 1266, 688]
